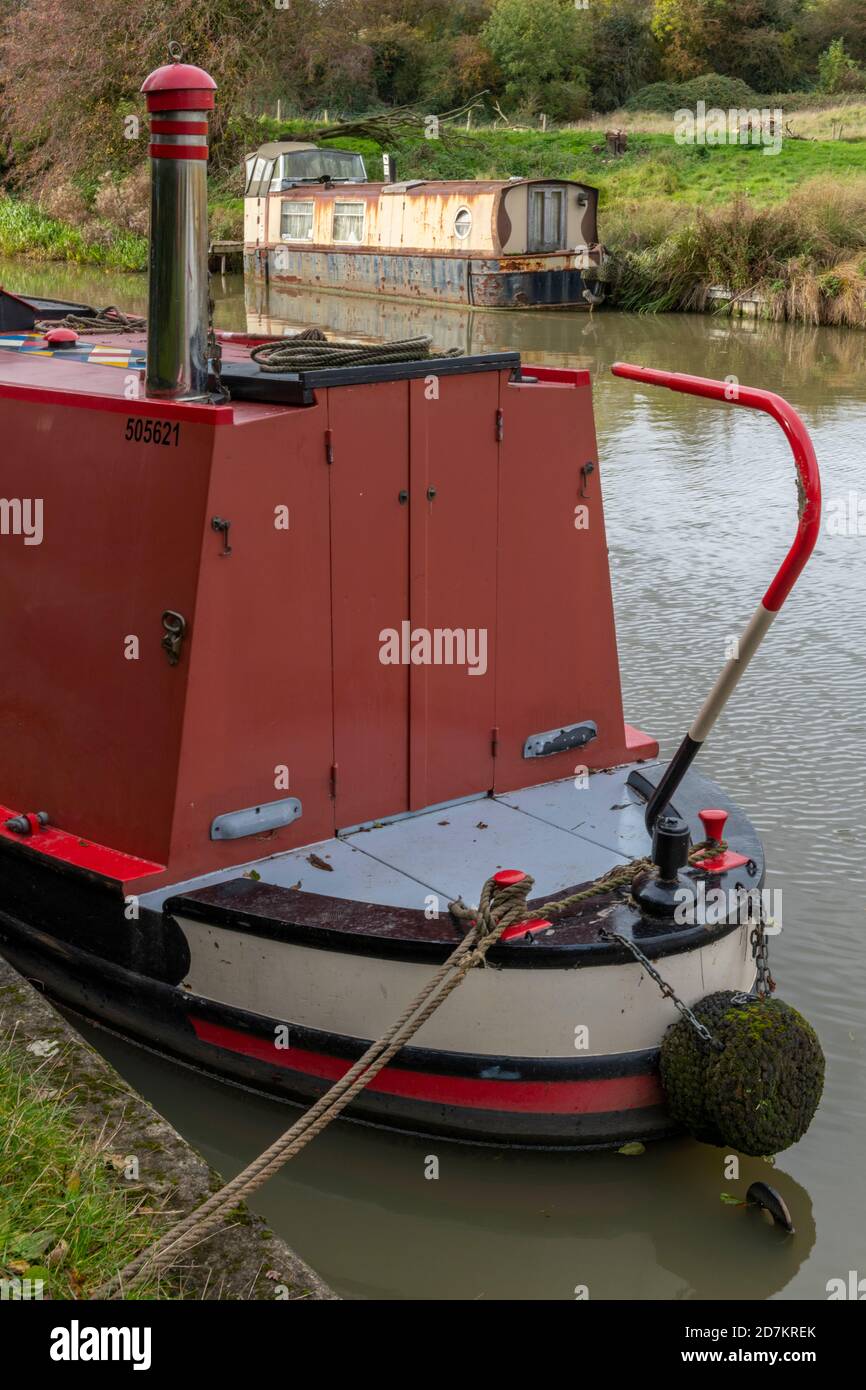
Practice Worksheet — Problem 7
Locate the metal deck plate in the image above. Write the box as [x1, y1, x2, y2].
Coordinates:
[495, 764, 659, 862]
[140, 835, 445, 912]
[344, 788, 633, 905]
[142, 769, 649, 913]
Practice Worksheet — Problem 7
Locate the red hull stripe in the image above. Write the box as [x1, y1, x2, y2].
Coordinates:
[0, 802, 163, 882]
[189, 1017, 663, 1115]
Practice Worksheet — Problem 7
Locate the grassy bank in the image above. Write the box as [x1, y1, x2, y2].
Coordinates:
[0, 1035, 170, 1299]
[602, 175, 866, 327]
[0, 197, 147, 271]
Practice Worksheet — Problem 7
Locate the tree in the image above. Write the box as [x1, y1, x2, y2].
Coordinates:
[802, 0, 866, 68]
[579, 0, 661, 111]
[0, 0, 276, 183]
[817, 37, 864, 94]
[651, 0, 809, 92]
[481, 0, 585, 110]
[651, 0, 719, 79]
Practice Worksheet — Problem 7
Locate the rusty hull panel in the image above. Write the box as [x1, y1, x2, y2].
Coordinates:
[470, 265, 597, 309]
[260, 247, 599, 309]
[269, 246, 470, 303]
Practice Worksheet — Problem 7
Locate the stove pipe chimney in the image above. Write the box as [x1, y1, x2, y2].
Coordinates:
[141, 50, 217, 400]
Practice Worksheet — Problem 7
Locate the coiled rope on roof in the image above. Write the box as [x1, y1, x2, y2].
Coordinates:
[251, 327, 462, 371]
[34, 306, 146, 335]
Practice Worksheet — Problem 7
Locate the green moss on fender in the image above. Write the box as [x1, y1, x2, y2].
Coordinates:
[659, 990, 741, 1146]
[660, 992, 824, 1157]
[706, 997, 824, 1157]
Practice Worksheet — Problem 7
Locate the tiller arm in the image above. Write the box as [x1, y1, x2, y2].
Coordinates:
[611, 363, 822, 832]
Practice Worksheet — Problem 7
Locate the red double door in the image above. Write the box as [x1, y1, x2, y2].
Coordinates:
[326, 365, 624, 832]
[328, 371, 499, 828]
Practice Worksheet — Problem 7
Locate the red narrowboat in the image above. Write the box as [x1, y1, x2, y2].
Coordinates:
[0, 59, 821, 1149]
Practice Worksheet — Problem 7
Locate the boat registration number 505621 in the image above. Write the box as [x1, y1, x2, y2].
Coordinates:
[125, 418, 181, 446]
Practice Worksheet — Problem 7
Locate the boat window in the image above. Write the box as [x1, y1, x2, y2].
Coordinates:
[453, 206, 472, 239]
[281, 200, 315, 241]
[332, 200, 365, 243]
[281, 149, 367, 183]
[245, 157, 267, 196]
[246, 158, 275, 198]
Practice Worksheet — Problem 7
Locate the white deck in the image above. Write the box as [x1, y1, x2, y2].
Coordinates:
[140, 765, 658, 913]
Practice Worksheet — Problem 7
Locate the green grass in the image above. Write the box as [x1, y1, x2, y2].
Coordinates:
[0, 1037, 173, 1300]
[0, 198, 147, 270]
[236, 114, 866, 210]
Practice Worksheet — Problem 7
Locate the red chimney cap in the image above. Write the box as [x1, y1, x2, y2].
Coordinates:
[141, 63, 216, 95]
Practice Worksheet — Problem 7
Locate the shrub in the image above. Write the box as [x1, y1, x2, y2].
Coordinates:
[626, 74, 758, 115]
[209, 201, 243, 241]
[625, 81, 684, 113]
[539, 79, 592, 123]
[92, 168, 149, 236]
[39, 181, 89, 225]
[676, 74, 759, 110]
[817, 39, 865, 96]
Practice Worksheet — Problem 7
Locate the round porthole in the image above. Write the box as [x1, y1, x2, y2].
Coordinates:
[454, 206, 472, 239]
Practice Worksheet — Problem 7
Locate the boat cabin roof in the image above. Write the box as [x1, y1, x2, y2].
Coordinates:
[254, 172, 596, 198]
[251, 141, 319, 158]
[246, 142, 369, 195]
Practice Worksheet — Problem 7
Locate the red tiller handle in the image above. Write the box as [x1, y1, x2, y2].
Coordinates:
[611, 363, 821, 611]
[611, 363, 822, 832]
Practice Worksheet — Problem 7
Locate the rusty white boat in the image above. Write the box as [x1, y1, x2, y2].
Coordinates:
[243, 139, 607, 309]
[0, 59, 821, 1148]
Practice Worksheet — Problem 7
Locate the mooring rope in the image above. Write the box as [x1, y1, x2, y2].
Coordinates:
[34, 306, 146, 335]
[250, 329, 462, 372]
[93, 838, 721, 1298]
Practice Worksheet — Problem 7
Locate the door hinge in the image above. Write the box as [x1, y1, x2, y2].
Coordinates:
[495, 409, 504, 442]
[491, 726, 499, 757]
[330, 762, 338, 798]
[325, 429, 334, 465]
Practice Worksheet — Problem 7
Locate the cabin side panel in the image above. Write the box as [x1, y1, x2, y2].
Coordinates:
[0, 394, 214, 862]
[401, 190, 497, 256]
[499, 183, 597, 254]
[164, 405, 336, 883]
[493, 376, 632, 791]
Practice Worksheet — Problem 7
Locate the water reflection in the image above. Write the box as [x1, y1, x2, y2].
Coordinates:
[77, 1013, 814, 1302]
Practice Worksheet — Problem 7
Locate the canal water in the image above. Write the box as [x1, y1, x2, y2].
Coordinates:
[4, 258, 865, 1300]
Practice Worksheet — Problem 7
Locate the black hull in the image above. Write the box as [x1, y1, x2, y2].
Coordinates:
[0, 907, 674, 1150]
